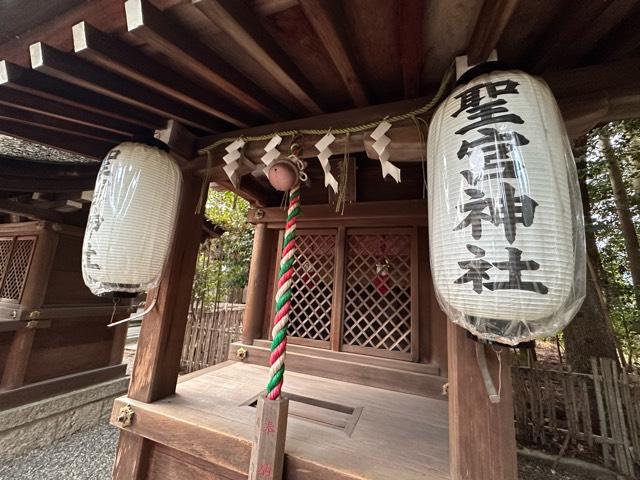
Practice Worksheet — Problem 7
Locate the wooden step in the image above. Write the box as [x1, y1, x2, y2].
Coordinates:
[229, 341, 447, 399]
[252, 339, 440, 376]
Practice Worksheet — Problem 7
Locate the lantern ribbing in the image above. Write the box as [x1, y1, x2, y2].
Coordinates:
[266, 184, 301, 400]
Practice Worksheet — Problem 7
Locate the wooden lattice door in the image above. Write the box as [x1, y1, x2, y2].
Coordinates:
[287, 229, 336, 348]
[341, 229, 418, 360]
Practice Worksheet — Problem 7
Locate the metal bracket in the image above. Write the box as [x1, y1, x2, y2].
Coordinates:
[236, 347, 248, 360]
[116, 404, 135, 428]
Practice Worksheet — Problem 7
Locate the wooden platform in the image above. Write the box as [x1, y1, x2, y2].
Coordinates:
[111, 361, 450, 479]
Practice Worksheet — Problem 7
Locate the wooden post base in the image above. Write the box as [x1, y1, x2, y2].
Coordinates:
[249, 396, 289, 480]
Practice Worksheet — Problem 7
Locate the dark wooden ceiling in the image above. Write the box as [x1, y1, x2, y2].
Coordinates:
[0, 0, 638, 209]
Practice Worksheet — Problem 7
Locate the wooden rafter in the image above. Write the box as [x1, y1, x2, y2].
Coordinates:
[561, 0, 639, 66]
[0, 60, 163, 130]
[0, 86, 146, 138]
[0, 157, 98, 179]
[396, 0, 424, 98]
[29, 42, 226, 134]
[586, 6, 640, 64]
[0, 118, 111, 159]
[124, 0, 288, 122]
[72, 22, 252, 129]
[0, 103, 128, 143]
[0, 199, 87, 226]
[299, 0, 368, 108]
[193, 0, 323, 115]
[467, 0, 519, 65]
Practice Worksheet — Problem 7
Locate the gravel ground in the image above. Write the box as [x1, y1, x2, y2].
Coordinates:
[0, 419, 601, 480]
[0, 422, 119, 480]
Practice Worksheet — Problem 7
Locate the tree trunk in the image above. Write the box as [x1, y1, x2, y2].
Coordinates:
[563, 136, 620, 373]
[601, 131, 640, 328]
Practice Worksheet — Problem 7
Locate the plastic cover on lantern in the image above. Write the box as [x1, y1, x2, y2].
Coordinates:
[427, 68, 586, 346]
[82, 141, 182, 296]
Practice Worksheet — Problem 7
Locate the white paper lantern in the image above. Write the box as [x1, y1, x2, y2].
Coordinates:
[82, 141, 182, 296]
[427, 69, 586, 345]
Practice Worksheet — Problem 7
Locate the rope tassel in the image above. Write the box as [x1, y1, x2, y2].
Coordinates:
[267, 184, 301, 400]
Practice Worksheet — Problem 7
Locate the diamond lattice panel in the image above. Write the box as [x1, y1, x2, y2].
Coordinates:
[288, 233, 335, 342]
[0, 238, 13, 284]
[0, 237, 35, 301]
[343, 234, 412, 353]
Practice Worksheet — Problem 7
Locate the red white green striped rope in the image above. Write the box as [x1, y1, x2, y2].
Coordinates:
[267, 183, 301, 400]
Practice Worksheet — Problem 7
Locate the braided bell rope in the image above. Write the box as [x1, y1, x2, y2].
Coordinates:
[266, 183, 301, 400]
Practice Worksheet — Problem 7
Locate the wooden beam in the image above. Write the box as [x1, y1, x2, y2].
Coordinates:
[586, 6, 640, 64]
[29, 42, 225, 134]
[397, 0, 424, 99]
[72, 22, 251, 129]
[467, 0, 519, 65]
[0, 60, 163, 131]
[0, 199, 68, 224]
[127, 172, 205, 402]
[561, 0, 639, 66]
[0, 118, 112, 159]
[448, 324, 517, 479]
[299, 0, 368, 108]
[0, 86, 148, 138]
[194, 0, 323, 115]
[113, 431, 152, 480]
[155, 119, 198, 160]
[0, 157, 98, 179]
[0, 103, 128, 142]
[125, 0, 288, 122]
[214, 175, 279, 208]
[0, 328, 37, 390]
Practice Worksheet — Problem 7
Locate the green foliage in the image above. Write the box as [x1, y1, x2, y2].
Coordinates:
[191, 189, 254, 310]
[586, 120, 640, 362]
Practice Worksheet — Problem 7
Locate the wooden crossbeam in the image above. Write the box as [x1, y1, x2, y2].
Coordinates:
[0, 103, 128, 142]
[124, 0, 288, 122]
[72, 22, 252, 129]
[0, 60, 163, 130]
[299, 0, 368, 108]
[397, 0, 424, 99]
[0, 157, 98, 179]
[0, 199, 67, 224]
[0, 86, 147, 138]
[194, 0, 323, 115]
[0, 170, 99, 193]
[467, 0, 519, 65]
[0, 118, 111, 159]
[29, 42, 225, 134]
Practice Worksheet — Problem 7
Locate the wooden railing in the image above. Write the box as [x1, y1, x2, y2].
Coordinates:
[513, 358, 640, 478]
[180, 303, 245, 373]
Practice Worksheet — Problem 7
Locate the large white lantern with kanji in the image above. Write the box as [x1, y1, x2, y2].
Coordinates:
[82, 141, 182, 296]
[427, 68, 586, 345]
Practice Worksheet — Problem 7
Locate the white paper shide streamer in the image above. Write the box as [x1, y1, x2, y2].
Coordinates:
[370, 121, 401, 182]
[222, 138, 245, 188]
[82, 142, 182, 296]
[427, 70, 586, 345]
[314, 132, 338, 193]
[260, 134, 282, 175]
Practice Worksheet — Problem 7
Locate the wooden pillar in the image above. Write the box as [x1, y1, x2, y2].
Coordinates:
[127, 171, 206, 402]
[0, 327, 36, 390]
[241, 222, 274, 345]
[447, 323, 517, 480]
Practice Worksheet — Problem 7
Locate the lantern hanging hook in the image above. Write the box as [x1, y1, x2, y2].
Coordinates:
[475, 342, 501, 403]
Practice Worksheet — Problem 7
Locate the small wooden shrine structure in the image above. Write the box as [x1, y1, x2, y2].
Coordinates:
[0, 138, 133, 410]
[0, 1, 639, 478]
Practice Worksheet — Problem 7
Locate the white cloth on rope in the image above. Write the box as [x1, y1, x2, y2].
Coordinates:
[370, 121, 401, 182]
[314, 132, 339, 193]
[222, 138, 245, 188]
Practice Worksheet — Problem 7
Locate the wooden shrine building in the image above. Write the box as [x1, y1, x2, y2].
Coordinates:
[0, 1, 639, 478]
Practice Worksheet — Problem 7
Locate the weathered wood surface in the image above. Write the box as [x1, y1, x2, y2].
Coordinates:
[248, 396, 289, 480]
[513, 360, 640, 478]
[111, 361, 450, 479]
[448, 323, 517, 480]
